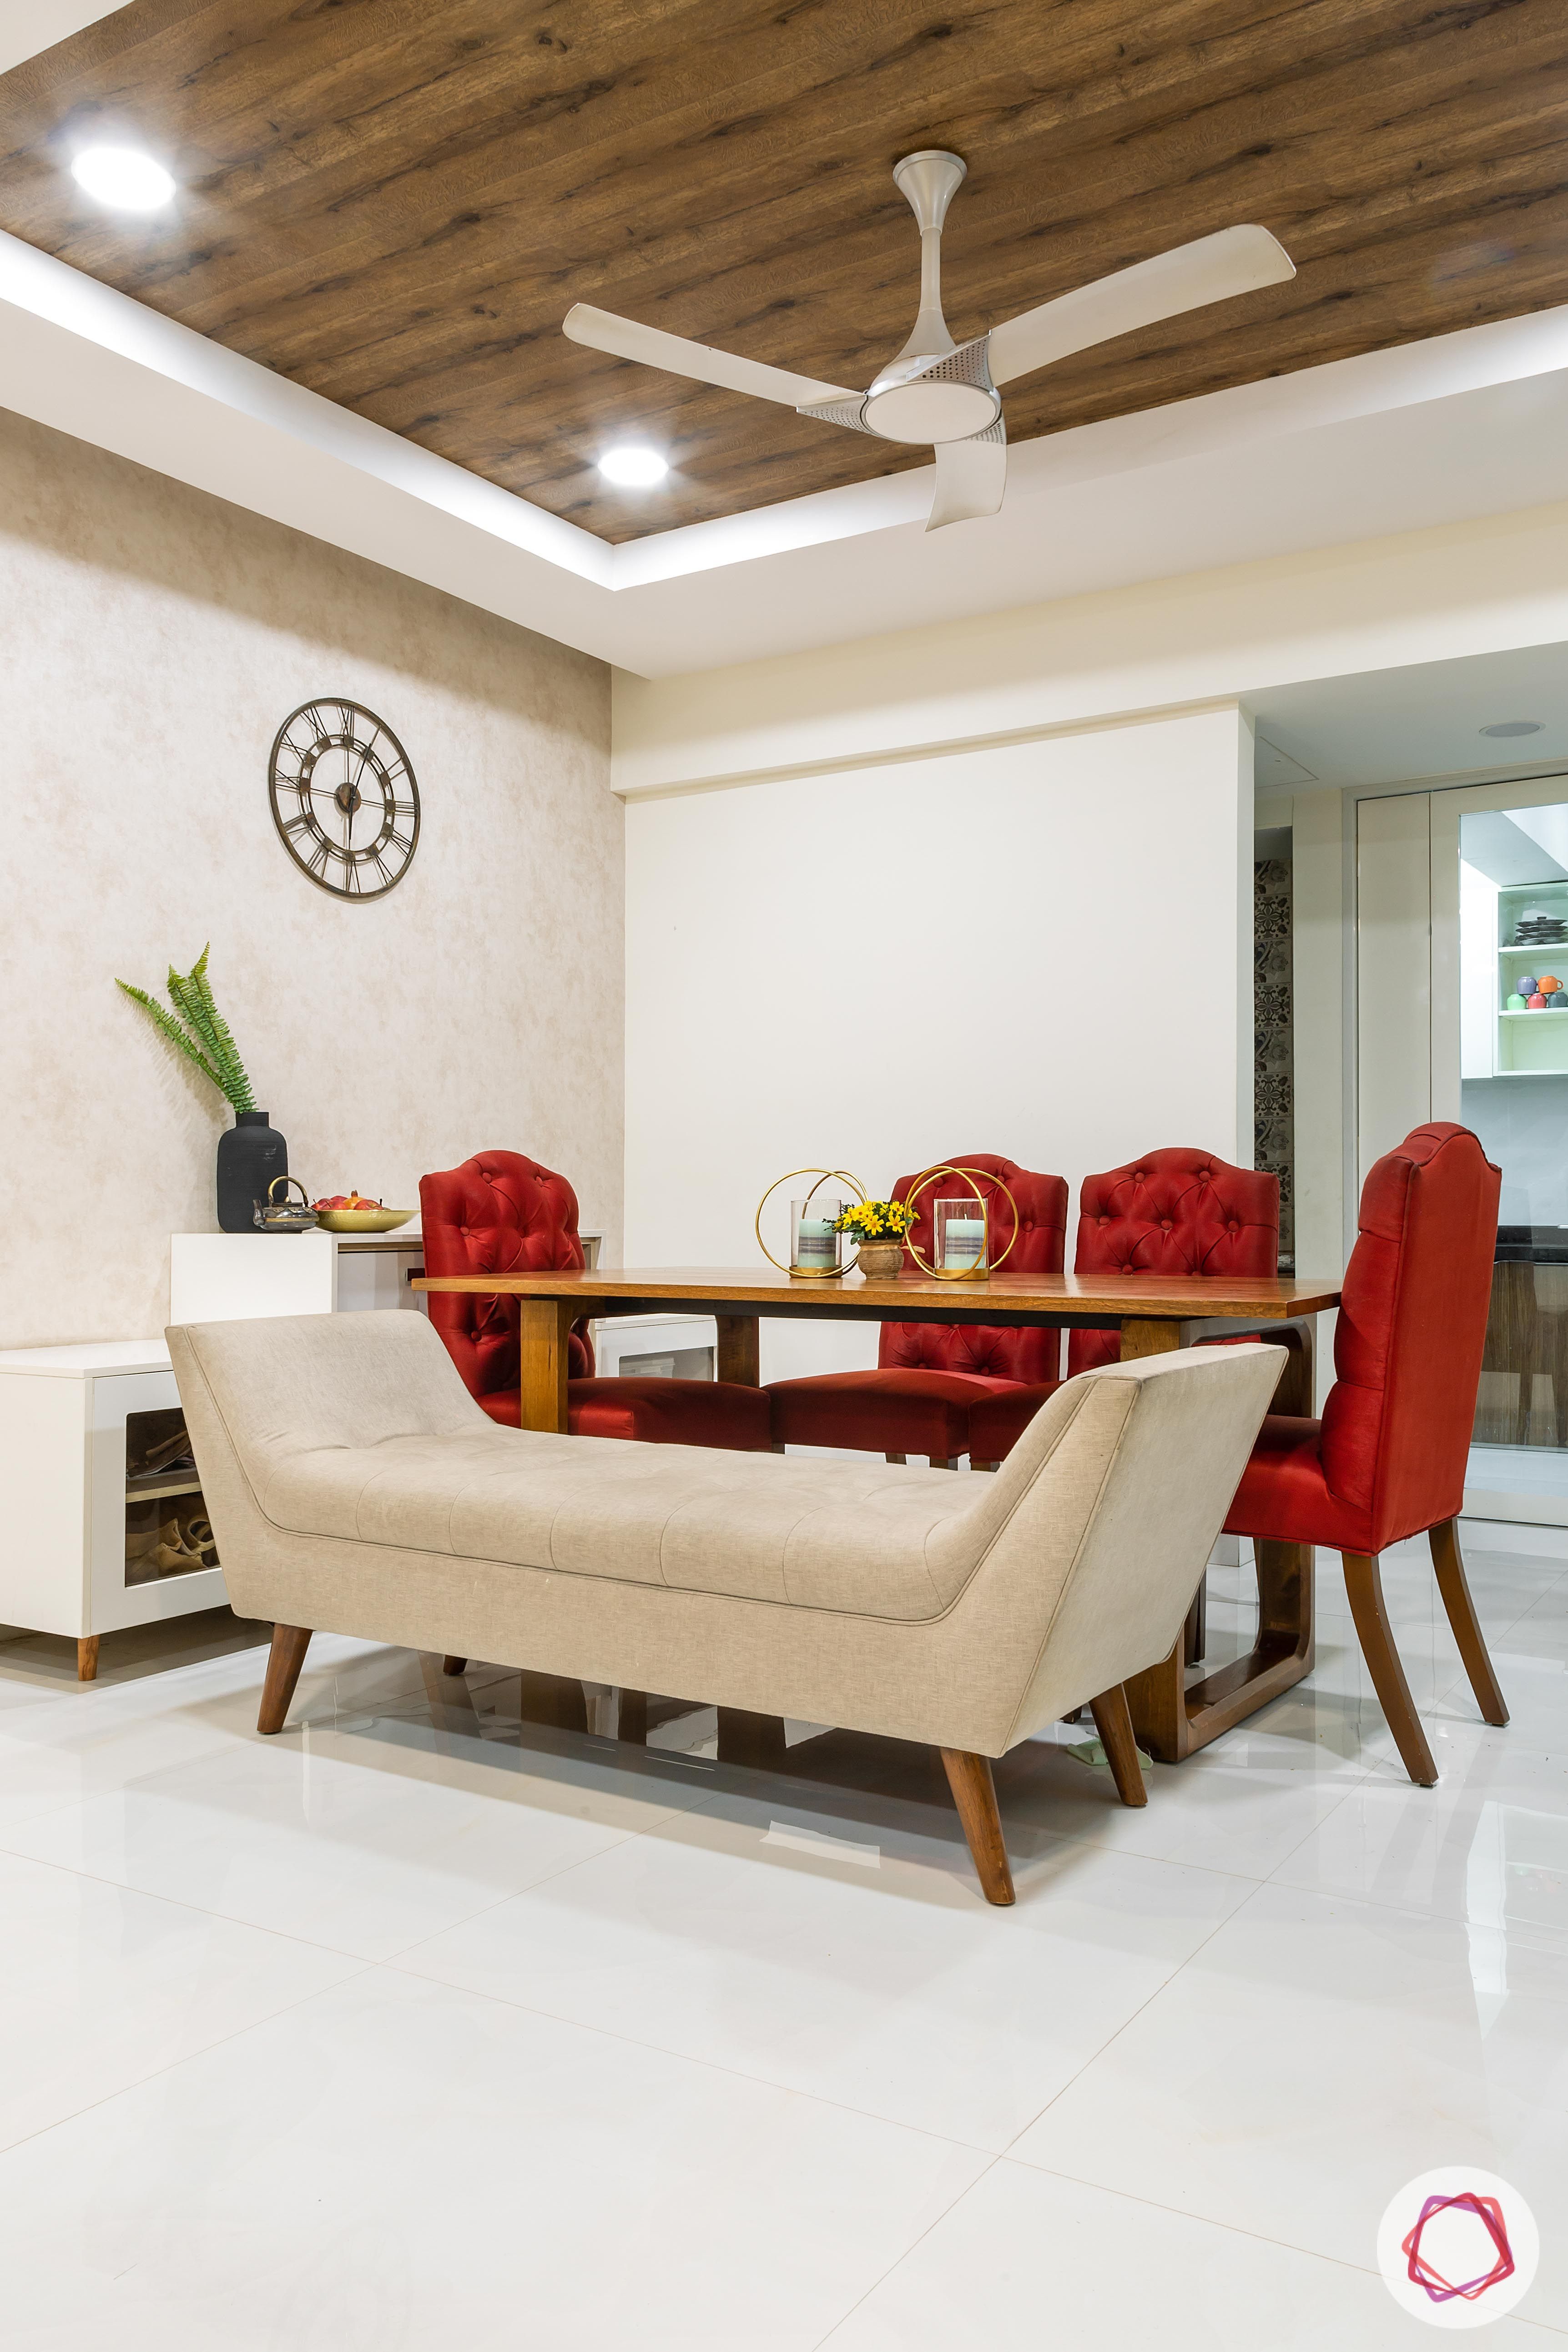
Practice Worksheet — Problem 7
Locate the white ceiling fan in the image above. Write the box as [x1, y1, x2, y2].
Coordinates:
[564, 150, 1295, 531]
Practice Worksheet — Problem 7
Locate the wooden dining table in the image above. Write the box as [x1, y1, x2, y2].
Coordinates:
[413, 1263, 1341, 1766]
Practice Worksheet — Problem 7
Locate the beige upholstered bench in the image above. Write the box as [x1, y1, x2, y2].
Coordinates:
[168, 1312, 1278, 1904]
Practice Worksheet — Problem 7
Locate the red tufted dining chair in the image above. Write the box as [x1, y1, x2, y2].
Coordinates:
[968, 1148, 1280, 1465]
[419, 1150, 771, 1449]
[764, 1154, 1069, 1465]
[1225, 1123, 1507, 1787]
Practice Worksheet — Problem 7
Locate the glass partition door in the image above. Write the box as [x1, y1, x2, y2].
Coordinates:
[1433, 777, 1568, 1520]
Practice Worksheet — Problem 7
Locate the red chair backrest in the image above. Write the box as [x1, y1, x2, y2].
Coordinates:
[1068, 1148, 1280, 1375]
[876, 1153, 1069, 1381]
[1319, 1123, 1500, 1550]
[418, 1149, 594, 1404]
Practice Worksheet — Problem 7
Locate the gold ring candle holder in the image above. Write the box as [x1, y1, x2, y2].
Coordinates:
[756, 1168, 867, 1278]
[899, 1164, 1020, 1280]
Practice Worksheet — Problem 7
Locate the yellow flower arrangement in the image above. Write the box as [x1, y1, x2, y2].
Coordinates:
[835, 1198, 916, 1241]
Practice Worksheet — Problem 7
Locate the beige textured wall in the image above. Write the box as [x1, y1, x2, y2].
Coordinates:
[0, 407, 618, 1348]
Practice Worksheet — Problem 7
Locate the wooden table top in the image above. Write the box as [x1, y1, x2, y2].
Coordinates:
[413, 1265, 1341, 1325]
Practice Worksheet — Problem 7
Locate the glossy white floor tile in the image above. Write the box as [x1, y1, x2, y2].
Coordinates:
[1010, 1880, 1568, 2329]
[0, 1968, 985, 2351]
[0, 1848, 361, 2153]
[0, 1519, 1564, 2348]
[3, 1714, 721, 1961]
[1273, 1726, 1568, 1949]
[400, 1778, 1254, 2147]
[822, 2159, 1549, 2349]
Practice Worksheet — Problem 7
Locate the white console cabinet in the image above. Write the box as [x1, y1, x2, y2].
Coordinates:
[170, 1229, 429, 1323]
[0, 1342, 228, 1680]
[168, 1228, 605, 1325]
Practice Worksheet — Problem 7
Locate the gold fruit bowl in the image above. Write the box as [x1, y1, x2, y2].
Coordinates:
[313, 1206, 417, 1234]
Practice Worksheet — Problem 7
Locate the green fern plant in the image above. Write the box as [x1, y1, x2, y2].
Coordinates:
[116, 945, 256, 1112]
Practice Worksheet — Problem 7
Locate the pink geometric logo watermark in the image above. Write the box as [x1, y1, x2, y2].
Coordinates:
[1404, 2193, 1514, 2304]
[1378, 2170, 1538, 2329]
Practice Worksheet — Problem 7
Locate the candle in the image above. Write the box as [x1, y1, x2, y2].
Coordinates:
[943, 1216, 986, 1270]
[795, 1218, 837, 1269]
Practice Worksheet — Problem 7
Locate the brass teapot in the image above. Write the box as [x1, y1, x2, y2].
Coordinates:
[253, 1176, 319, 1234]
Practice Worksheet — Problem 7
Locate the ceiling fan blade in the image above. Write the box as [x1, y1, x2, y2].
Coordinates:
[926, 425, 1007, 532]
[987, 224, 1295, 389]
[563, 303, 857, 408]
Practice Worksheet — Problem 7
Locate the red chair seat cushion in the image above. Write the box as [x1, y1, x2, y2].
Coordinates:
[479, 1378, 771, 1450]
[967, 1381, 1064, 1460]
[1221, 1413, 1357, 1546]
[766, 1368, 1018, 1458]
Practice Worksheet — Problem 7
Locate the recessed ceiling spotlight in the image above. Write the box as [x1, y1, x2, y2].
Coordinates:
[598, 444, 668, 487]
[1480, 720, 1545, 738]
[70, 145, 176, 212]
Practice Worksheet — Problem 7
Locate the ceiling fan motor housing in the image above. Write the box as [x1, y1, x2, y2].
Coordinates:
[860, 336, 1001, 443]
[798, 337, 1000, 444]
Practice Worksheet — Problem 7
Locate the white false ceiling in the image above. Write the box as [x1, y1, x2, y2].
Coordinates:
[1252, 641, 1568, 793]
[0, 4, 118, 77]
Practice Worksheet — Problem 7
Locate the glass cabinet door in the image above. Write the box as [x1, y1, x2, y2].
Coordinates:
[1442, 785, 1568, 1516]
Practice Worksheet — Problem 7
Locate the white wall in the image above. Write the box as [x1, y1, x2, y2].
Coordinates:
[0, 407, 619, 1347]
[1355, 791, 1434, 1186]
[626, 707, 1253, 1381]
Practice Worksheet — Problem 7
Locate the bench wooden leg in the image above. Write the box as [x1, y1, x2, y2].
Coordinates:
[258, 1624, 312, 1736]
[1342, 1552, 1437, 1786]
[1429, 1518, 1509, 1727]
[1089, 1684, 1148, 1807]
[76, 1635, 100, 1682]
[440, 1655, 468, 1678]
[939, 1747, 1015, 1905]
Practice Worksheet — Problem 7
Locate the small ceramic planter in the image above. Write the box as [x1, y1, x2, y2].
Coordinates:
[856, 1242, 905, 1278]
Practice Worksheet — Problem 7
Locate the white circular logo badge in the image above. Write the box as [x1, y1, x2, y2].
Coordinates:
[1377, 2169, 1539, 2327]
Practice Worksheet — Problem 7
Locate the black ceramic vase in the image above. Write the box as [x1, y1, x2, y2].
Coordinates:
[216, 1111, 287, 1232]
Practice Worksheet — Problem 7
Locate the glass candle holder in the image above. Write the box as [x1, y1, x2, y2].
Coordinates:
[791, 1198, 844, 1277]
[933, 1196, 987, 1274]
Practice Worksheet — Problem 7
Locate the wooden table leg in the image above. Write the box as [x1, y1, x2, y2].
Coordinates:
[716, 1706, 787, 1769]
[1119, 1317, 1184, 1363]
[1118, 1317, 1192, 1760]
[713, 1317, 783, 1748]
[519, 1297, 574, 1432]
[1125, 1316, 1318, 1763]
[716, 1314, 761, 1386]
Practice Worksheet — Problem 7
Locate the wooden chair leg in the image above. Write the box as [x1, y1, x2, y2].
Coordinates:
[885, 1452, 907, 1465]
[930, 1455, 959, 1470]
[939, 1748, 1015, 1905]
[440, 1655, 468, 1678]
[1341, 1553, 1437, 1785]
[76, 1635, 99, 1682]
[1429, 1519, 1509, 1727]
[971, 1459, 1001, 1473]
[257, 1624, 312, 1736]
[1088, 1685, 1148, 1807]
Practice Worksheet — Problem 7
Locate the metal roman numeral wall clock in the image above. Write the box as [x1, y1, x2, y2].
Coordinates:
[267, 698, 420, 899]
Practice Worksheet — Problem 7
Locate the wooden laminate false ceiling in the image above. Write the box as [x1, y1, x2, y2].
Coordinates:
[0, 0, 1565, 543]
